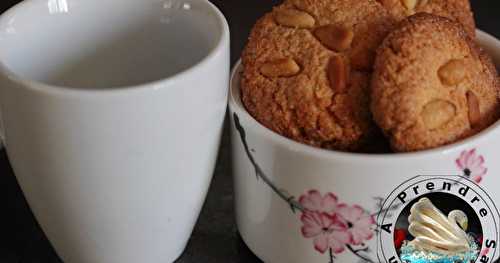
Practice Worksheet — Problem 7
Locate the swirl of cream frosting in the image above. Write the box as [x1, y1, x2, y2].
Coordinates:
[407, 198, 471, 255]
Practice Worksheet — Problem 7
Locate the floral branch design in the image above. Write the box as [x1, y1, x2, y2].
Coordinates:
[346, 245, 374, 263]
[234, 113, 376, 262]
[234, 113, 304, 213]
[233, 113, 487, 263]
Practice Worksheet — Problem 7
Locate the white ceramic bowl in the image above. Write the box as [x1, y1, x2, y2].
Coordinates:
[229, 30, 500, 263]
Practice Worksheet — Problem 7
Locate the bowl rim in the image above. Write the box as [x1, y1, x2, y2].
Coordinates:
[229, 30, 500, 163]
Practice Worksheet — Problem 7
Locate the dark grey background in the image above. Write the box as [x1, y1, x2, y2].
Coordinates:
[1, 1, 499, 262]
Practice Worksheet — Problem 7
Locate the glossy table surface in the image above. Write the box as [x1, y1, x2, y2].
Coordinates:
[1, 1, 499, 262]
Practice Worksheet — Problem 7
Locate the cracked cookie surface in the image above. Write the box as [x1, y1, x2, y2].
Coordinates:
[371, 13, 500, 152]
[376, 0, 475, 37]
[241, 0, 396, 151]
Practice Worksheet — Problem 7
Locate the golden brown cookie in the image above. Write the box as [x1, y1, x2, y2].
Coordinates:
[371, 13, 500, 152]
[376, 0, 476, 37]
[241, 0, 396, 151]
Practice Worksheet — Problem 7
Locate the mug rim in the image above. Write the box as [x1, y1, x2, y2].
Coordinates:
[0, 0, 229, 96]
[229, 29, 500, 163]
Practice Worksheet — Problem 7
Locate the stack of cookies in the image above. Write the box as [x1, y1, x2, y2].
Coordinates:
[240, 0, 500, 153]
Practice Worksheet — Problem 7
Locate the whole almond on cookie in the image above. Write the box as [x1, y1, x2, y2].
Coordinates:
[328, 56, 349, 93]
[274, 9, 315, 28]
[421, 100, 456, 130]
[466, 91, 481, 128]
[314, 25, 354, 52]
[260, 58, 301, 77]
[401, 0, 417, 11]
[438, 59, 467, 86]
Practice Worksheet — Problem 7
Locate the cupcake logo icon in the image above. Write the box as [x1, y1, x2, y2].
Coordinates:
[400, 197, 479, 262]
[377, 176, 499, 263]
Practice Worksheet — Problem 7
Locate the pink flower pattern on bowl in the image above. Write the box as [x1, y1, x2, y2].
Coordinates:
[234, 116, 489, 263]
[300, 211, 351, 254]
[299, 190, 338, 213]
[337, 204, 376, 246]
[298, 190, 376, 261]
[456, 148, 488, 184]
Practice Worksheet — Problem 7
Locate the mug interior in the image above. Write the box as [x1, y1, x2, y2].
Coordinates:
[0, 0, 224, 89]
[230, 30, 500, 160]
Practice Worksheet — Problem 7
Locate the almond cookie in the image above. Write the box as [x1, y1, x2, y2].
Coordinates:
[241, 0, 396, 151]
[377, 0, 476, 37]
[371, 13, 500, 152]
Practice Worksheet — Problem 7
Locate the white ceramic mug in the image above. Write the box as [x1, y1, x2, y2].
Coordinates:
[230, 31, 500, 263]
[0, 0, 229, 262]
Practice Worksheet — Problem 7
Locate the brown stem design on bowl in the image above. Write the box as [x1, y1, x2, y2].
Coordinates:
[329, 248, 334, 263]
[346, 245, 375, 263]
[233, 113, 380, 263]
[233, 113, 304, 213]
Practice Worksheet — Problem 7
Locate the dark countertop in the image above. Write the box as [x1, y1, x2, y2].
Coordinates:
[1, 1, 499, 262]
